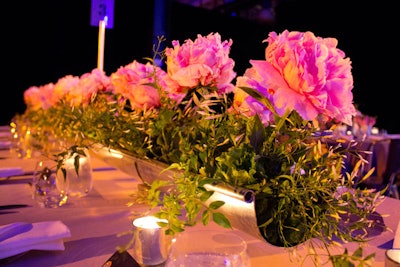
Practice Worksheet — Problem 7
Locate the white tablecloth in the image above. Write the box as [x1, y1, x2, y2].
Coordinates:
[1, 149, 400, 266]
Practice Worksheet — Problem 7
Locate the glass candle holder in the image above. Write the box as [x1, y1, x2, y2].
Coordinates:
[56, 149, 93, 198]
[131, 216, 171, 266]
[385, 249, 400, 267]
[165, 229, 249, 267]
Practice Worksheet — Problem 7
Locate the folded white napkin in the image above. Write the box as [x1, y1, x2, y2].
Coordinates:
[0, 167, 24, 178]
[394, 220, 400, 249]
[0, 221, 71, 259]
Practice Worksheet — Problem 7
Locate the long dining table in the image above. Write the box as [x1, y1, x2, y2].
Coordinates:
[1, 145, 400, 267]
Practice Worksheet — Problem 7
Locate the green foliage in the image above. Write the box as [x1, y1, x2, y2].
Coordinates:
[137, 87, 383, 266]
[16, 66, 385, 267]
[329, 248, 375, 267]
[54, 145, 88, 181]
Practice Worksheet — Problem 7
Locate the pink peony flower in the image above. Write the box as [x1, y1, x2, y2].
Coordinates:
[165, 32, 236, 96]
[23, 83, 55, 110]
[23, 86, 40, 110]
[67, 69, 112, 106]
[52, 75, 80, 106]
[110, 61, 165, 110]
[24, 75, 79, 110]
[233, 30, 356, 126]
[233, 61, 277, 125]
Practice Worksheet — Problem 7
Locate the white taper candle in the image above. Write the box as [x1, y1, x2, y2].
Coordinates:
[97, 17, 107, 71]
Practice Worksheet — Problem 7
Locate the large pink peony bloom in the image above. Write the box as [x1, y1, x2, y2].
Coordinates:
[67, 69, 112, 106]
[233, 30, 356, 126]
[23, 83, 55, 110]
[110, 61, 166, 110]
[165, 32, 236, 96]
[52, 75, 80, 106]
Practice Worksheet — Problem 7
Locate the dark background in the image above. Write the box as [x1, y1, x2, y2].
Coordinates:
[2, 1, 398, 133]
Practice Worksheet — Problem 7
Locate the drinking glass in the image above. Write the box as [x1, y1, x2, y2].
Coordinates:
[165, 229, 249, 267]
[32, 157, 68, 208]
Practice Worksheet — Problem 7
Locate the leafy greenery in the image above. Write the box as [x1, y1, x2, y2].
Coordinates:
[125, 85, 381, 266]
[13, 63, 385, 267]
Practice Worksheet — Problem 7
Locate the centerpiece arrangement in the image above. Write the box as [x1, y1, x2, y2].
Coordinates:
[14, 30, 386, 266]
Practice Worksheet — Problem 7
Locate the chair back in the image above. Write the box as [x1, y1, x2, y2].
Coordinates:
[383, 138, 400, 182]
[382, 138, 400, 198]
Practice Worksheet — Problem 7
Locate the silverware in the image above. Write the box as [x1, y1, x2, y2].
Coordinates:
[0, 204, 31, 210]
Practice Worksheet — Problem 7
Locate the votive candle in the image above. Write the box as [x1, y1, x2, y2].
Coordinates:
[132, 216, 170, 266]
